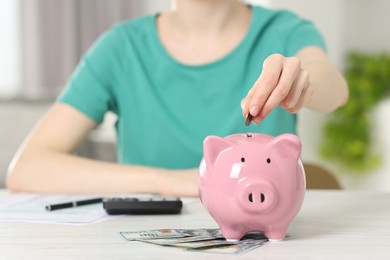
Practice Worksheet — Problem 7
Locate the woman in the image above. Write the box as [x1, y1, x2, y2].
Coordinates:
[6, 0, 348, 196]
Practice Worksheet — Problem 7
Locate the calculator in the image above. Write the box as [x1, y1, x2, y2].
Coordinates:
[102, 197, 183, 215]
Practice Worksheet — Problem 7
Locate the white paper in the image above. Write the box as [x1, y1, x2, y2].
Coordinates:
[0, 193, 117, 225]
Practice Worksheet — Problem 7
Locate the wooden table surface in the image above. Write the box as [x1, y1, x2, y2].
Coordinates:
[1, 190, 390, 259]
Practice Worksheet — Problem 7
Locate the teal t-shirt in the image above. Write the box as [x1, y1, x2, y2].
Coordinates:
[58, 6, 326, 169]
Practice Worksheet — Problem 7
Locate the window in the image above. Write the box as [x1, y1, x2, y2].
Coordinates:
[0, 0, 21, 98]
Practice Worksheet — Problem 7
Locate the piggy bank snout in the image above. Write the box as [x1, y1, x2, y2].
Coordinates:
[240, 181, 278, 213]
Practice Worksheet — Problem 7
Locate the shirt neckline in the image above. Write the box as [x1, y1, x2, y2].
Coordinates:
[149, 6, 258, 70]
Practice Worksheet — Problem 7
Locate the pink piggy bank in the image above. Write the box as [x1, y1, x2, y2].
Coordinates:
[199, 133, 305, 241]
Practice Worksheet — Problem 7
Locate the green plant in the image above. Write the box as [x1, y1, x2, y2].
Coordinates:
[320, 52, 390, 174]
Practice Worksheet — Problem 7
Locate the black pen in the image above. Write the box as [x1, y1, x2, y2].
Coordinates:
[45, 198, 103, 211]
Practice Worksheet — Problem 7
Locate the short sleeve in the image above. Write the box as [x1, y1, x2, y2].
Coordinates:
[277, 12, 327, 57]
[57, 27, 124, 124]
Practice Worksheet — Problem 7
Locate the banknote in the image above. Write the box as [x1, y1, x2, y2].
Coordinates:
[143, 234, 223, 245]
[188, 239, 267, 254]
[120, 228, 269, 255]
[120, 229, 188, 241]
[180, 228, 222, 237]
[120, 228, 221, 242]
[170, 239, 240, 249]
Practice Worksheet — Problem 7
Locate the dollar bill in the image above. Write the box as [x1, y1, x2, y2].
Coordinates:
[142, 234, 222, 245]
[170, 239, 240, 249]
[188, 239, 267, 254]
[130, 228, 223, 245]
[120, 229, 188, 241]
[120, 228, 269, 255]
[180, 228, 222, 237]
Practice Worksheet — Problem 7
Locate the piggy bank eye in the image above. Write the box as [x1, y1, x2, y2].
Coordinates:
[241, 157, 245, 163]
[266, 158, 271, 164]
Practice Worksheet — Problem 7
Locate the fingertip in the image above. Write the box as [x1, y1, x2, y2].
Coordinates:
[250, 105, 260, 117]
[241, 99, 246, 110]
[250, 114, 259, 125]
[253, 110, 268, 124]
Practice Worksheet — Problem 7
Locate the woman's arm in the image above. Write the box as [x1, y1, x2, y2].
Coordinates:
[241, 46, 349, 124]
[6, 103, 199, 197]
[295, 46, 349, 112]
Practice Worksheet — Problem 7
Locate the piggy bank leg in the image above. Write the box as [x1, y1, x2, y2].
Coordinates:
[220, 226, 246, 241]
[264, 228, 287, 242]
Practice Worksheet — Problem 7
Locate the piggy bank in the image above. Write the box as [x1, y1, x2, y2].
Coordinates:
[199, 133, 305, 241]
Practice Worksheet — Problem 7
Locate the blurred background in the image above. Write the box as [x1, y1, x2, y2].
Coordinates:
[1, 0, 389, 190]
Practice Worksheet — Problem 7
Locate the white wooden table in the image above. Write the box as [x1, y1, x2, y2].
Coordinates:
[1, 190, 390, 259]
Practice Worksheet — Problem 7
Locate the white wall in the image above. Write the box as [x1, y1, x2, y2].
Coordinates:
[144, 0, 170, 11]
[344, 0, 390, 52]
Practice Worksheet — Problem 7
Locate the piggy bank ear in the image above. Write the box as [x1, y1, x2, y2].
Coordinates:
[203, 136, 234, 168]
[271, 134, 302, 161]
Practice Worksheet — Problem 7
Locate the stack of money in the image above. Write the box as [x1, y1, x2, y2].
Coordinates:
[119, 228, 268, 255]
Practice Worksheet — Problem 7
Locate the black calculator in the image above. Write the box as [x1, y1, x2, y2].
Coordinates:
[102, 197, 183, 215]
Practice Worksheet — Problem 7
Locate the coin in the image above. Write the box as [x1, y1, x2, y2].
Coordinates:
[245, 114, 253, 126]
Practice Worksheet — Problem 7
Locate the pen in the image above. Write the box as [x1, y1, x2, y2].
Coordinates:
[45, 198, 103, 211]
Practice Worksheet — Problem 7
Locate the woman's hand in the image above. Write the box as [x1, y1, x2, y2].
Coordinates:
[241, 54, 312, 124]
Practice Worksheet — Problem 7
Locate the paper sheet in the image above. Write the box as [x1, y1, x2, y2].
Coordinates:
[0, 193, 117, 225]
